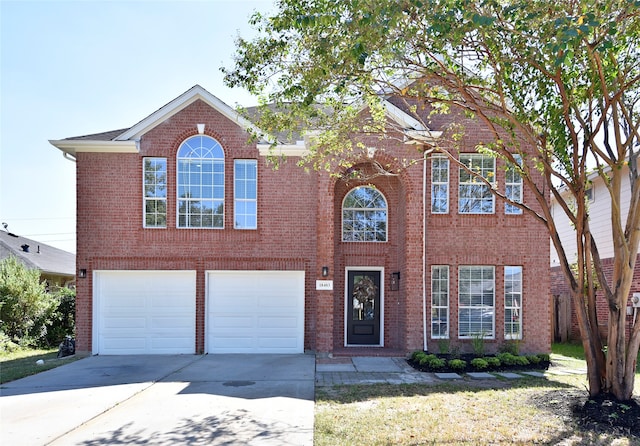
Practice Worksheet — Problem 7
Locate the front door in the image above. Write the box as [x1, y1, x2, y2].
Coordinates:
[346, 270, 381, 345]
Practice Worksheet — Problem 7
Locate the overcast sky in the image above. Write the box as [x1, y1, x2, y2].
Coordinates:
[1, 0, 274, 253]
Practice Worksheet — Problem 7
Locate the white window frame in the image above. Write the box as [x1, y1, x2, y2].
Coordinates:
[458, 266, 495, 339]
[504, 266, 523, 340]
[505, 155, 523, 215]
[176, 135, 225, 229]
[234, 159, 257, 230]
[342, 186, 388, 242]
[458, 154, 495, 214]
[431, 265, 449, 339]
[431, 156, 449, 214]
[143, 157, 167, 228]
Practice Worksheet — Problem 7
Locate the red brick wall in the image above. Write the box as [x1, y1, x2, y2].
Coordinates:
[75, 100, 318, 353]
[551, 255, 640, 341]
[74, 98, 551, 356]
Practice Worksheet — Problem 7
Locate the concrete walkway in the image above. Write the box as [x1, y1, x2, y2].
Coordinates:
[315, 356, 586, 386]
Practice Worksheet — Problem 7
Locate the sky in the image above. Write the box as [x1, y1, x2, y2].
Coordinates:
[0, 0, 275, 254]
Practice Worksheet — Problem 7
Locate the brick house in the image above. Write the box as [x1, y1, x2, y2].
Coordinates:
[50, 85, 551, 356]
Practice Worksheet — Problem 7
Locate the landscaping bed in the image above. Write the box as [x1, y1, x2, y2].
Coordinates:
[408, 350, 551, 374]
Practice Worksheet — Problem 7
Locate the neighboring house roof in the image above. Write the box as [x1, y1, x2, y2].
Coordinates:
[0, 230, 75, 277]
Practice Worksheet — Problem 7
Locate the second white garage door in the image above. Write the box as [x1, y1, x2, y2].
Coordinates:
[206, 271, 305, 353]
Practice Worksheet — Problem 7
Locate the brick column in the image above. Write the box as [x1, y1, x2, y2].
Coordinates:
[315, 173, 335, 353]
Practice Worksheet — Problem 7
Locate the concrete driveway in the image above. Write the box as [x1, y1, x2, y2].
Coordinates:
[1, 354, 315, 445]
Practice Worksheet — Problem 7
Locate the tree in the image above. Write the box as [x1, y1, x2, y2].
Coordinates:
[0, 256, 57, 347]
[225, 0, 640, 401]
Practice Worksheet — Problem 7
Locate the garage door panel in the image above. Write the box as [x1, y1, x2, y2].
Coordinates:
[258, 337, 298, 348]
[150, 317, 193, 329]
[211, 316, 254, 328]
[207, 271, 304, 354]
[95, 271, 196, 355]
[258, 317, 299, 328]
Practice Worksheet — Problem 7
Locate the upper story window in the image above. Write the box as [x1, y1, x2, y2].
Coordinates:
[342, 186, 387, 242]
[234, 159, 257, 229]
[177, 135, 224, 228]
[459, 154, 495, 214]
[143, 157, 167, 228]
[505, 155, 523, 214]
[431, 156, 449, 214]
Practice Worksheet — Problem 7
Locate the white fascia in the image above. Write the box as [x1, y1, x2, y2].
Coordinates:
[49, 139, 138, 156]
[257, 143, 309, 157]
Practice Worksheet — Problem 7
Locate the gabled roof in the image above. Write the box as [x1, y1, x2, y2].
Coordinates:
[50, 85, 265, 157]
[0, 231, 75, 277]
[50, 84, 442, 158]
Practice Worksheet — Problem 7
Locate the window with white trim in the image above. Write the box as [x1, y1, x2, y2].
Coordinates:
[505, 155, 523, 214]
[342, 186, 387, 242]
[431, 266, 449, 338]
[504, 266, 522, 339]
[431, 157, 449, 213]
[458, 266, 495, 338]
[177, 135, 224, 228]
[459, 154, 495, 214]
[143, 157, 167, 228]
[234, 159, 257, 229]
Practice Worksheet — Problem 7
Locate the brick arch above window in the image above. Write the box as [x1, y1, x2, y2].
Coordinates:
[342, 186, 388, 242]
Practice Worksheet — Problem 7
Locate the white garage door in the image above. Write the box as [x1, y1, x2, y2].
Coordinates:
[207, 271, 305, 353]
[94, 271, 196, 355]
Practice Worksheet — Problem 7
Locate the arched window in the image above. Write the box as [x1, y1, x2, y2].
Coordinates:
[342, 186, 387, 242]
[177, 135, 224, 228]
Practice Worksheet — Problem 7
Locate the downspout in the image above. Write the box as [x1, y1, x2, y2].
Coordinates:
[422, 149, 428, 352]
[63, 152, 77, 163]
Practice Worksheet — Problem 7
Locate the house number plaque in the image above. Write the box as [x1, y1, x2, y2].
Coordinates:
[316, 280, 334, 290]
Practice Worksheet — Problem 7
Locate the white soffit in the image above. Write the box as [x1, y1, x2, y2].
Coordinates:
[49, 139, 138, 156]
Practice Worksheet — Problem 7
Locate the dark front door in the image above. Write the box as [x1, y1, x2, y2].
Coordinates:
[346, 270, 381, 345]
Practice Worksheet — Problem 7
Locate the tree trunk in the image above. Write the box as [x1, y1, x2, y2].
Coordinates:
[572, 287, 604, 396]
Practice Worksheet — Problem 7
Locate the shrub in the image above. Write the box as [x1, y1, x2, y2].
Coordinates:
[411, 350, 424, 361]
[44, 286, 76, 346]
[419, 354, 437, 366]
[537, 353, 550, 362]
[470, 358, 488, 370]
[471, 333, 485, 356]
[513, 356, 530, 366]
[485, 357, 501, 368]
[449, 345, 461, 359]
[526, 354, 541, 364]
[0, 257, 57, 347]
[427, 357, 446, 370]
[437, 339, 450, 354]
[448, 359, 467, 370]
[498, 341, 520, 355]
[497, 352, 518, 366]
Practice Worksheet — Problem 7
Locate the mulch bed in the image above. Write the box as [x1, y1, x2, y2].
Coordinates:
[407, 353, 550, 374]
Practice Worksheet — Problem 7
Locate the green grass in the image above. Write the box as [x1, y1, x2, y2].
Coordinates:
[0, 348, 81, 384]
[315, 345, 640, 445]
[552, 342, 640, 372]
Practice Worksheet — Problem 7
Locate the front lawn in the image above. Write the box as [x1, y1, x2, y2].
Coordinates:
[315, 345, 640, 445]
[0, 348, 80, 384]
